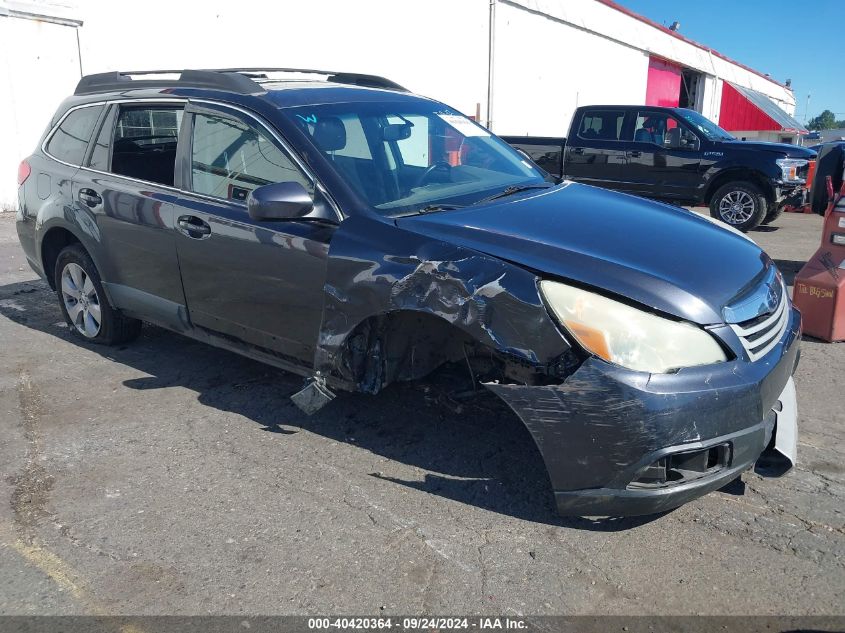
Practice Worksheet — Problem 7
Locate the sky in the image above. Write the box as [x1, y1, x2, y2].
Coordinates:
[620, 0, 843, 124]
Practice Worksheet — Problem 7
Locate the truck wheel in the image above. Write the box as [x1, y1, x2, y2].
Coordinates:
[54, 244, 141, 345]
[761, 201, 785, 225]
[709, 182, 767, 232]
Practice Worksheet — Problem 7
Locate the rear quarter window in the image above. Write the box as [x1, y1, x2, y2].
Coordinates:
[45, 105, 103, 165]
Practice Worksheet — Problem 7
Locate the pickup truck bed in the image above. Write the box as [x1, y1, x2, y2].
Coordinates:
[500, 136, 565, 180]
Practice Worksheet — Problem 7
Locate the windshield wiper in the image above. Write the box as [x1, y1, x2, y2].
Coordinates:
[472, 183, 553, 206]
[417, 204, 464, 214]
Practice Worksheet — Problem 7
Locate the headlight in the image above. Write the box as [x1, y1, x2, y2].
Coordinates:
[776, 158, 808, 183]
[539, 280, 728, 373]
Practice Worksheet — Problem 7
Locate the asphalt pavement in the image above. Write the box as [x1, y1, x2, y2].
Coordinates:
[0, 209, 843, 616]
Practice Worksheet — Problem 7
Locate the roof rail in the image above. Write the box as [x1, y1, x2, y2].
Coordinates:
[73, 68, 407, 96]
[208, 68, 407, 92]
[74, 70, 267, 96]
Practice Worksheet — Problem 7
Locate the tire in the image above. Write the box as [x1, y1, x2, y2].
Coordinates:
[709, 181, 767, 232]
[54, 244, 141, 345]
[761, 201, 785, 225]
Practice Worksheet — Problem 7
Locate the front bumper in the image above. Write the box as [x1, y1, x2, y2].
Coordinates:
[776, 184, 809, 209]
[485, 307, 801, 517]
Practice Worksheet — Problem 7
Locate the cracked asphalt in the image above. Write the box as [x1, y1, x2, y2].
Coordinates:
[0, 209, 843, 615]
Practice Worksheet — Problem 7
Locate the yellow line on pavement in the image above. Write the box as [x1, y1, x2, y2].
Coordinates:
[9, 538, 92, 606]
[10, 538, 149, 632]
[2, 528, 148, 633]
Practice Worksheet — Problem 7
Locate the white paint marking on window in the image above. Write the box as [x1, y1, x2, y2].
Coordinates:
[437, 114, 490, 137]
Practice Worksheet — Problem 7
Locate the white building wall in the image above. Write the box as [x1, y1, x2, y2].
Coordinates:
[505, 0, 796, 114]
[492, 2, 648, 136]
[0, 6, 81, 209]
[1, 0, 801, 207]
[73, 0, 491, 121]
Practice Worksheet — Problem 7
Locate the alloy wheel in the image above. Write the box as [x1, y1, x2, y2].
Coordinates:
[718, 190, 755, 225]
[61, 262, 102, 338]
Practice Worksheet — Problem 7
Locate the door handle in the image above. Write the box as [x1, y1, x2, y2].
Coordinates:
[78, 188, 102, 207]
[627, 150, 642, 158]
[177, 215, 212, 239]
[570, 147, 584, 155]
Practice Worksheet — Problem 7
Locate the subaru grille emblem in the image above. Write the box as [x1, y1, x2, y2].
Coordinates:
[765, 283, 779, 313]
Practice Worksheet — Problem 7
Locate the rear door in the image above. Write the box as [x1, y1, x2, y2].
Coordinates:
[73, 101, 189, 330]
[172, 102, 336, 366]
[563, 108, 627, 188]
[618, 109, 702, 200]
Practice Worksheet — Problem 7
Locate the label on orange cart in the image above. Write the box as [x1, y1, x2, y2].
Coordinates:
[796, 282, 834, 299]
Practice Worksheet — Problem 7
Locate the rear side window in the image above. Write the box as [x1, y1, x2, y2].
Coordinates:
[116, 108, 181, 146]
[111, 106, 183, 186]
[577, 110, 625, 141]
[190, 112, 311, 202]
[45, 105, 103, 165]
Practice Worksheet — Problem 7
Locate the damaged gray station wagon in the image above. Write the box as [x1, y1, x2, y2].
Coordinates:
[15, 68, 800, 516]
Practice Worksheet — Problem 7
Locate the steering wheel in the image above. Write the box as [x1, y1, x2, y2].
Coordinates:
[415, 160, 452, 188]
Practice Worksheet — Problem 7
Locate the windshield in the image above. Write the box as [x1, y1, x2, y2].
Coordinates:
[677, 109, 735, 141]
[282, 101, 546, 216]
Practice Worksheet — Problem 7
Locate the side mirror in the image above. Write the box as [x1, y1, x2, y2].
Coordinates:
[665, 128, 682, 150]
[247, 181, 314, 221]
[665, 128, 701, 151]
[681, 133, 701, 152]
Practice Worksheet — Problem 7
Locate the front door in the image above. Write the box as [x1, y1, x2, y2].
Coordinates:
[618, 110, 702, 201]
[173, 103, 337, 366]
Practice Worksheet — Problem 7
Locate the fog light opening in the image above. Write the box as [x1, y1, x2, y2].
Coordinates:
[629, 443, 731, 489]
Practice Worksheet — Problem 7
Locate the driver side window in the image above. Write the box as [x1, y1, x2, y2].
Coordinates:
[633, 112, 679, 146]
[190, 112, 312, 202]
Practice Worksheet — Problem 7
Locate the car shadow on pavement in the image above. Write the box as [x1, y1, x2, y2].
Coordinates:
[0, 278, 669, 531]
[773, 259, 806, 287]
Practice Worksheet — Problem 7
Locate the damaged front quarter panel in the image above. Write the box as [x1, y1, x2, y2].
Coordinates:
[313, 214, 576, 393]
[303, 213, 596, 513]
[304, 213, 801, 518]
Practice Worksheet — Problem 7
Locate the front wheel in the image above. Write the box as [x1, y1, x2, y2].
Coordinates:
[54, 244, 141, 345]
[709, 182, 767, 232]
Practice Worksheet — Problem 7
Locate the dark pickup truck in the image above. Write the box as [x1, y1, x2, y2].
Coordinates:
[503, 105, 817, 231]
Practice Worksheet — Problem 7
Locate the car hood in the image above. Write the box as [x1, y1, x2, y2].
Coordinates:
[718, 140, 817, 158]
[396, 183, 770, 325]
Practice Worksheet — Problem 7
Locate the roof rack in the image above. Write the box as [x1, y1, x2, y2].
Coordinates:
[74, 70, 267, 96]
[211, 68, 408, 92]
[73, 68, 407, 96]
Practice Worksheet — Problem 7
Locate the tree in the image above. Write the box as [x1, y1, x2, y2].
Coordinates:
[807, 110, 837, 130]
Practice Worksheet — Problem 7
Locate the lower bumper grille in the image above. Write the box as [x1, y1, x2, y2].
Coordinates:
[628, 443, 731, 490]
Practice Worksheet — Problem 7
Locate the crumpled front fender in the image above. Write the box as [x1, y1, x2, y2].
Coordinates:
[314, 215, 571, 386]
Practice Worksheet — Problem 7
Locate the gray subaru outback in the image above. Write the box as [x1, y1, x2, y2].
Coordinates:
[15, 68, 799, 516]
